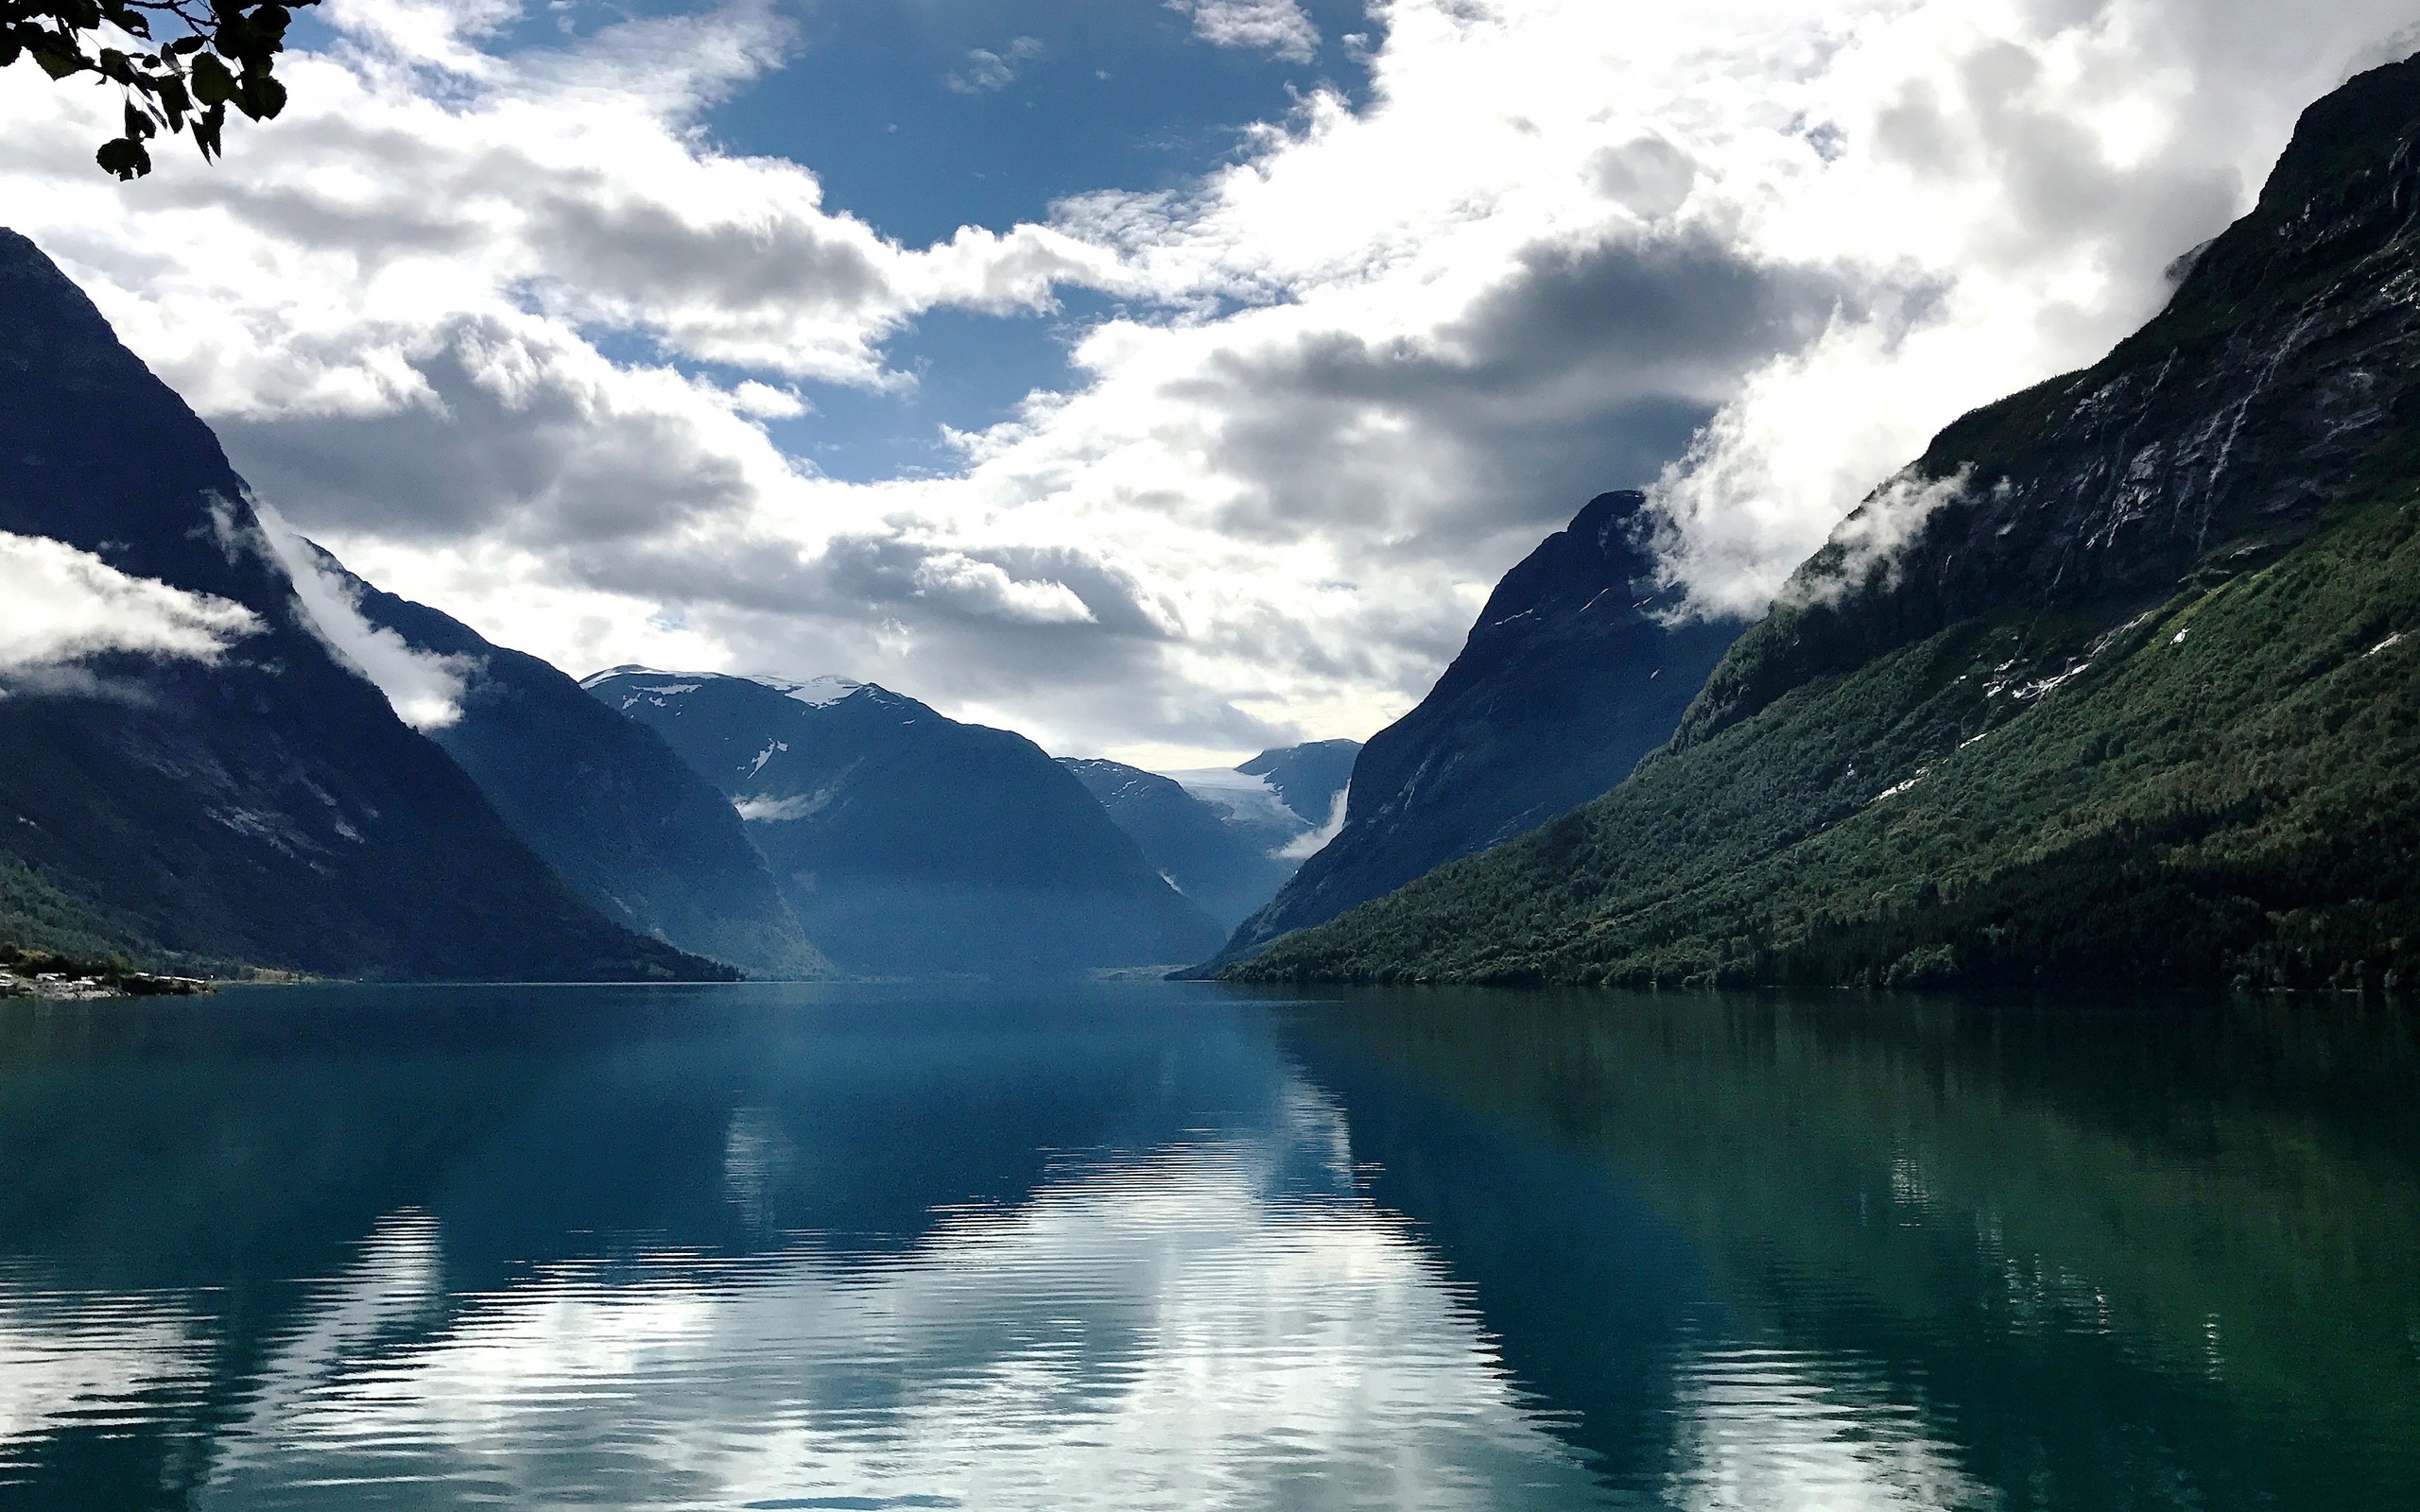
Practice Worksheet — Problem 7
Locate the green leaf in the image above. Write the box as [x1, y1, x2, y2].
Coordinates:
[190, 49, 233, 104]
[167, 33, 206, 54]
[95, 135, 151, 180]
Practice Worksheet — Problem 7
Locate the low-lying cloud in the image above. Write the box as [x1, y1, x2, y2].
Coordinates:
[0, 531, 262, 675]
[259, 508, 475, 730]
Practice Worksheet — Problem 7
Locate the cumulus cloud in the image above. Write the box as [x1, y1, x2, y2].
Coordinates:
[0, 531, 261, 675]
[4, 0, 2414, 764]
[1169, 0, 1321, 63]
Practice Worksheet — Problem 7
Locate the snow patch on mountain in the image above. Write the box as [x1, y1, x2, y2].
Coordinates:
[745, 674, 863, 708]
[1164, 768, 1304, 840]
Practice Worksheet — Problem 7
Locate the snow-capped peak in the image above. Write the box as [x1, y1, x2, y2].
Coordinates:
[742, 674, 864, 709]
[578, 663, 667, 689]
[579, 666, 872, 710]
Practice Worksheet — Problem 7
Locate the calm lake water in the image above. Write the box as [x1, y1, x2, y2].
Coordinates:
[0, 982, 2413, 1510]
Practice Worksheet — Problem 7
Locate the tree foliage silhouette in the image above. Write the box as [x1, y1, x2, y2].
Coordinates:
[2, 0, 320, 178]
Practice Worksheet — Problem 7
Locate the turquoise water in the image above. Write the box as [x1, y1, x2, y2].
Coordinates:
[0, 982, 2413, 1509]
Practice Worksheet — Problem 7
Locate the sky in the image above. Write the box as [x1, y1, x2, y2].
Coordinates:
[4, 0, 2417, 765]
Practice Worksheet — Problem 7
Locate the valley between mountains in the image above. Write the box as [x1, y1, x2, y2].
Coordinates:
[6, 56, 2420, 994]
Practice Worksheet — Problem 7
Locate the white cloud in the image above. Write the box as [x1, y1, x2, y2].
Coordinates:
[1278, 782, 1350, 859]
[2, 0, 2413, 763]
[258, 506, 475, 730]
[946, 36, 1046, 94]
[0, 531, 261, 674]
[1170, 0, 1322, 63]
[175, 1084, 1610, 1508]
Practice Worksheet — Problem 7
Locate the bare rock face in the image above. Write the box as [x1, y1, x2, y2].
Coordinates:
[1685, 59, 2420, 750]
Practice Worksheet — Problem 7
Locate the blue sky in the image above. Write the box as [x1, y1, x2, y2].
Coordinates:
[574, 0, 1376, 481]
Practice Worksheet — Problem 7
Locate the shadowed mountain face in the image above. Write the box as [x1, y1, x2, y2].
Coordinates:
[1236, 57, 2420, 991]
[1236, 741, 1361, 827]
[0, 230, 722, 982]
[308, 552, 829, 979]
[1209, 490, 1747, 968]
[1055, 757, 1294, 932]
[584, 670, 1224, 973]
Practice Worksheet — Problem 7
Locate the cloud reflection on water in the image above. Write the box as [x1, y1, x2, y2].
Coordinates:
[179, 1085, 1607, 1510]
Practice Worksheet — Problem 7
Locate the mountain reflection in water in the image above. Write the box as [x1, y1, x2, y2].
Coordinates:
[0, 983, 2411, 1509]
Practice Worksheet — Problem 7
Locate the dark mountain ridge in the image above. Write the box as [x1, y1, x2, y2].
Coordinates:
[1234, 55, 2420, 992]
[1208, 490, 1747, 967]
[0, 230, 724, 980]
[585, 669, 1224, 973]
[309, 551, 830, 978]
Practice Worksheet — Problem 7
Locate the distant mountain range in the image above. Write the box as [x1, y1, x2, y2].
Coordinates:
[1232, 55, 2420, 993]
[583, 669, 1225, 973]
[18, 59, 2409, 994]
[1202, 490, 1746, 971]
[306, 550, 831, 979]
[0, 230, 725, 982]
[1060, 741, 1357, 931]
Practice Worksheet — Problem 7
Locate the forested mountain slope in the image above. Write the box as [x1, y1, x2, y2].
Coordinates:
[1234, 55, 2420, 992]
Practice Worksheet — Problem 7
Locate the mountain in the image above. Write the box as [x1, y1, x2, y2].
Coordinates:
[1232, 740, 1362, 827]
[1208, 490, 1746, 967]
[1054, 748, 1332, 931]
[302, 549, 829, 978]
[1232, 56, 2420, 993]
[583, 669, 1225, 973]
[1161, 740, 1359, 849]
[0, 230, 726, 981]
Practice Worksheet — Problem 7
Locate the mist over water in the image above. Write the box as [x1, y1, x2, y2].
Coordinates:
[0, 983, 2411, 1509]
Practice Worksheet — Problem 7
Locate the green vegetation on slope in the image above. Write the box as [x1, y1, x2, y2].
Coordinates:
[0, 859, 166, 968]
[1236, 488, 2420, 989]
[1232, 58, 2420, 993]
[1244, 479, 2420, 991]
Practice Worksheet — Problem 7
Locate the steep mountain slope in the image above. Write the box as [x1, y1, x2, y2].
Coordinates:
[1058, 758, 1304, 930]
[1214, 491, 1746, 965]
[1235, 56, 2420, 992]
[585, 670, 1224, 972]
[306, 551, 829, 978]
[1233, 741, 1362, 827]
[1163, 741, 1357, 850]
[0, 231, 724, 981]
